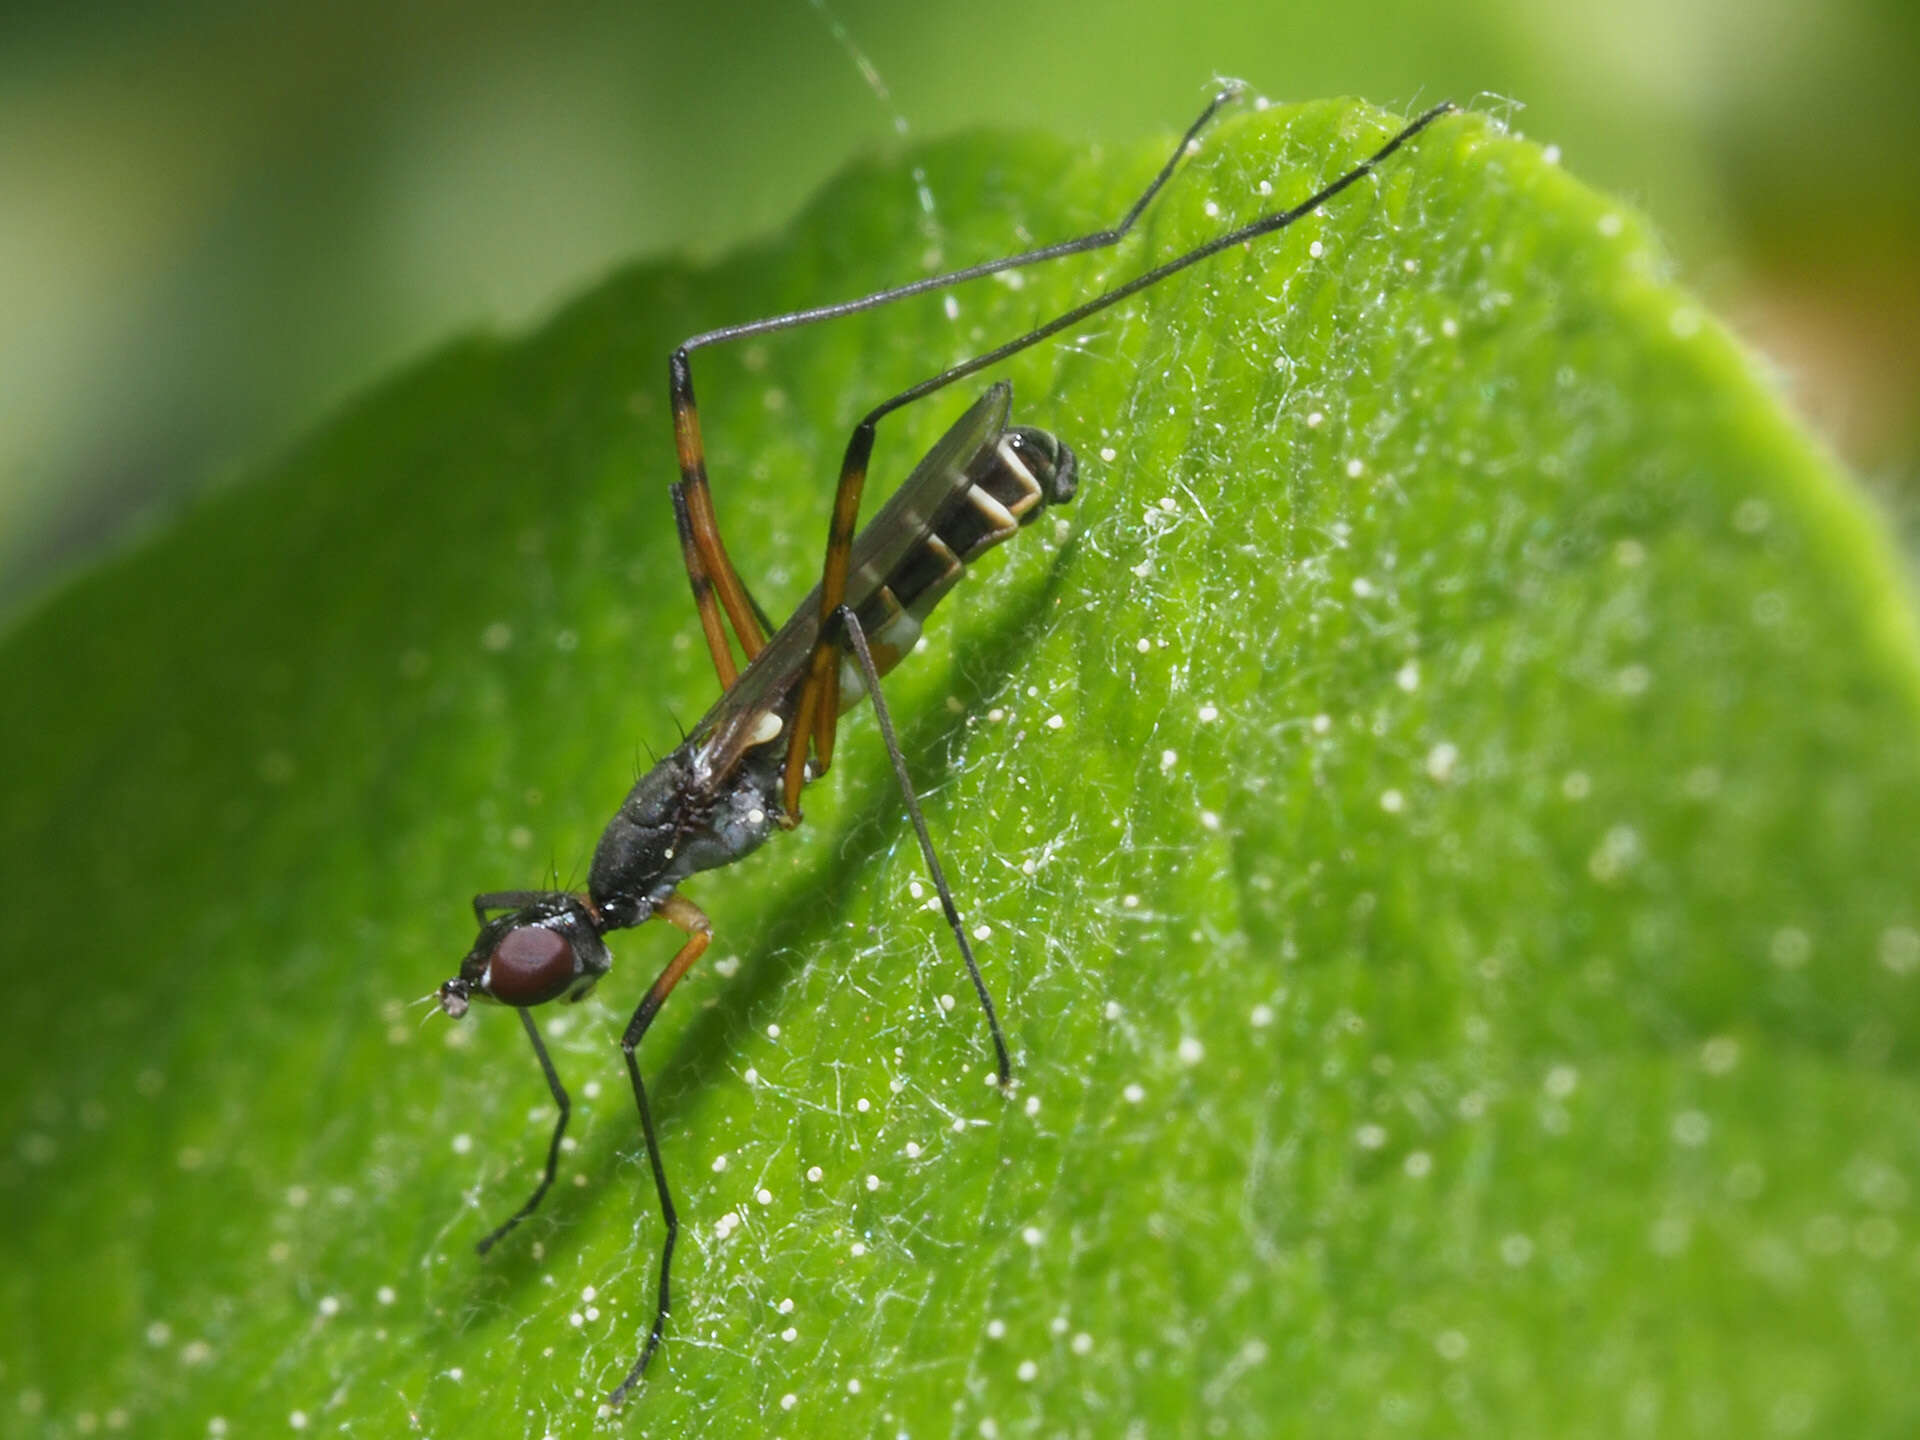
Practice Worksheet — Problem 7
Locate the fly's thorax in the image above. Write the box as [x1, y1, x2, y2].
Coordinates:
[587, 738, 785, 926]
[587, 746, 696, 926]
[839, 424, 1078, 708]
[664, 746, 783, 877]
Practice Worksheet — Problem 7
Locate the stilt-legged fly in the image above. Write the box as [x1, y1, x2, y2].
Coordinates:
[432, 87, 1454, 1406]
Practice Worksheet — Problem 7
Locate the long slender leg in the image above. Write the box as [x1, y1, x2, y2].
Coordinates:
[669, 353, 769, 679]
[781, 672, 822, 822]
[607, 893, 712, 1407]
[858, 102, 1454, 431]
[671, 479, 742, 690]
[678, 84, 1248, 359]
[777, 417, 874, 817]
[474, 1007, 571, 1254]
[668, 85, 1249, 690]
[780, 104, 1456, 772]
[672, 480, 781, 692]
[838, 605, 1012, 1086]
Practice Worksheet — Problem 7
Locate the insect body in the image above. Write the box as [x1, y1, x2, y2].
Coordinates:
[591, 386, 1073, 932]
[437, 385, 1069, 1040]
[433, 88, 1453, 1407]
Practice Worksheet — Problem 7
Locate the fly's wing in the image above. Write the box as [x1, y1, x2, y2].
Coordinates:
[692, 382, 1013, 775]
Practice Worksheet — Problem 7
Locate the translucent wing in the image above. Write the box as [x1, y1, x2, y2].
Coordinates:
[693, 382, 1012, 773]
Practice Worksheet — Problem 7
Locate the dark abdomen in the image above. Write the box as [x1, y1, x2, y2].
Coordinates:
[839, 425, 1077, 702]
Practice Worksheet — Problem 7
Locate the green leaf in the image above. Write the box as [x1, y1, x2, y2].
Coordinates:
[4, 98, 1918, 1437]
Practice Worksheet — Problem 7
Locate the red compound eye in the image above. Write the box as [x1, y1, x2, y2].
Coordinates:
[487, 925, 576, 1006]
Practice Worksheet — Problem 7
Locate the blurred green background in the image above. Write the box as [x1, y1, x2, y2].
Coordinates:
[3, 0, 1916, 616]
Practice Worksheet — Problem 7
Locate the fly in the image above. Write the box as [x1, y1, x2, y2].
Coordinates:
[431, 86, 1454, 1406]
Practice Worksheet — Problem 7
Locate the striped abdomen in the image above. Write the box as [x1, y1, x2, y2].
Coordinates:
[838, 426, 1078, 705]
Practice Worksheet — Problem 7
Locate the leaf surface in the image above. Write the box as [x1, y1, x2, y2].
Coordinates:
[4, 99, 1918, 1438]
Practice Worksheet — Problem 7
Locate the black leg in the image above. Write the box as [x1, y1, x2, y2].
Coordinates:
[837, 604, 1012, 1086]
[475, 1007, 571, 1254]
[780, 105, 1456, 781]
[607, 894, 712, 1406]
[670, 84, 1251, 703]
[677, 83, 1249, 359]
[858, 102, 1458, 431]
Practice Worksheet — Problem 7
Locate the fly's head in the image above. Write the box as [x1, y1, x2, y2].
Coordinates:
[437, 892, 612, 1019]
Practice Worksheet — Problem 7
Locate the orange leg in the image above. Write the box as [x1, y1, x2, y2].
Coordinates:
[671, 485, 739, 689]
[670, 351, 769, 686]
[779, 420, 876, 818]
